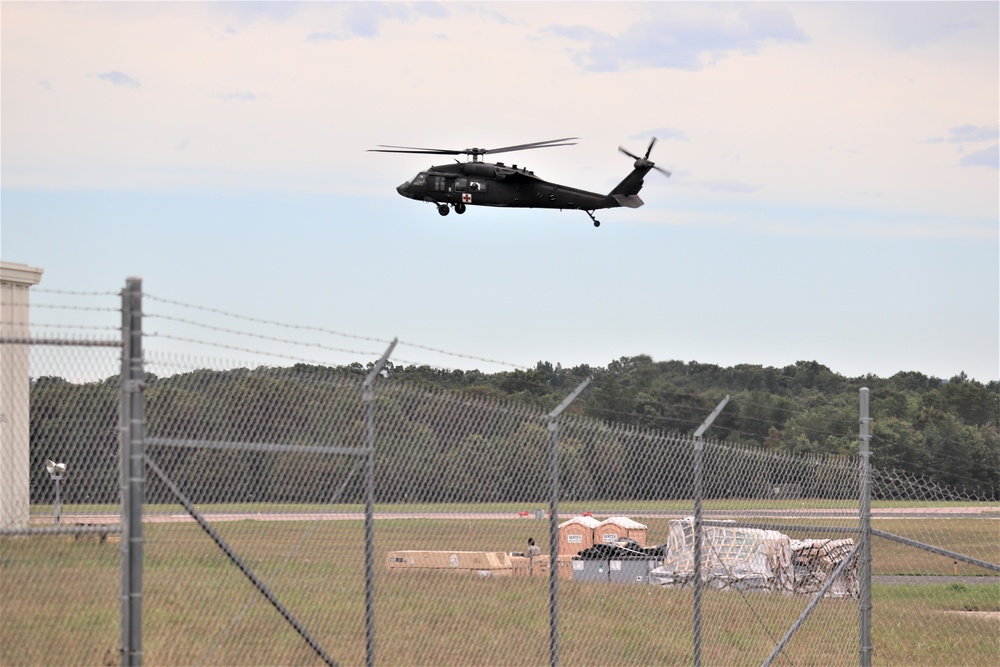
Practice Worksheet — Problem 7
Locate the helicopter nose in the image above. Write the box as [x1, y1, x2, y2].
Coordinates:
[397, 181, 410, 197]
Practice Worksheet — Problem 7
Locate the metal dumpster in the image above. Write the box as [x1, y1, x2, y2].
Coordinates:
[571, 557, 609, 582]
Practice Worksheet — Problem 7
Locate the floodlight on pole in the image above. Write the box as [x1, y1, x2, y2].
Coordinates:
[45, 459, 66, 524]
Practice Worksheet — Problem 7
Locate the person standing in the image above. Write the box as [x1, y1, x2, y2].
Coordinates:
[527, 537, 542, 574]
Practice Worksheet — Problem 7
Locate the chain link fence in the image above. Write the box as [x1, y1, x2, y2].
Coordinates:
[1, 341, 123, 666]
[2, 278, 997, 666]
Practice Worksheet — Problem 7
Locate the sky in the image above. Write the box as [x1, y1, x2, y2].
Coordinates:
[2, 1, 998, 383]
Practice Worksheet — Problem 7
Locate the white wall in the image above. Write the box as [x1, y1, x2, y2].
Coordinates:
[1, 262, 44, 529]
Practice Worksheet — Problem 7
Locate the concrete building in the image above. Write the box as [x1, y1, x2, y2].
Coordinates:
[1, 261, 44, 529]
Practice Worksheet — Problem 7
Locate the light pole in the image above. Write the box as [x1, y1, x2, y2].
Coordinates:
[45, 459, 66, 524]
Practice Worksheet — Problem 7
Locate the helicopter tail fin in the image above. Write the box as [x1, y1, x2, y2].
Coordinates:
[611, 193, 644, 208]
[608, 137, 669, 206]
[608, 168, 650, 205]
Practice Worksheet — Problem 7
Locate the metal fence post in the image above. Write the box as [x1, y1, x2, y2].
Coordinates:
[691, 395, 729, 667]
[363, 339, 397, 667]
[859, 387, 872, 667]
[692, 435, 704, 667]
[120, 277, 145, 666]
[763, 539, 865, 667]
[547, 378, 591, 667]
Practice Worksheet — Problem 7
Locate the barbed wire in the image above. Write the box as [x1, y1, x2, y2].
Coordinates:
[143, 332, 475, 376]
[33, 288, 119, 297]
[142, 312, 528, 372]
[145, 293, 390, 344]
[146, 312, 381, 356]
[395, 341, 528, 370]
[29, 322, 121, 332]
[30, 303, 120, 313]
[144, 293, 529, 371]
[144, 332, 375, 367]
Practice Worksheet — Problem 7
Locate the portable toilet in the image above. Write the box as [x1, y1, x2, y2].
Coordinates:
[558, 515, 601, 555]
[594, 516, 647, 547]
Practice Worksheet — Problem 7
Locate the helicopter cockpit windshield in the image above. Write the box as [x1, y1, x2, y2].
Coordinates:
[398, 171, 426, 196]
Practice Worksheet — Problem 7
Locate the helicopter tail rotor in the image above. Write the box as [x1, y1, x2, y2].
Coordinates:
[619, 137, 671, 177]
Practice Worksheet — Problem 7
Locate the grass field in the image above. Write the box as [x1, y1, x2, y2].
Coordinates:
[3, 507, 998, 665]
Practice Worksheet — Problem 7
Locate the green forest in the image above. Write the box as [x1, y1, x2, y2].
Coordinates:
[376, 356, 999, 499]
[28, 356, 999, 504]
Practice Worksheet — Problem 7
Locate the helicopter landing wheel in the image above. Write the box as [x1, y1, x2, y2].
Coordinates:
[585, 210, 601, 227]
[437, 204, 450, 216]
[454, 203, 466, 214]
[593, 220, 600, 227]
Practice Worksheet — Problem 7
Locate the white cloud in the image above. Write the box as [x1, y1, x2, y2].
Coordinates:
[960, 145, 999, 169]
[948, 125, 1000, 143]
[842, 2, 995, 50]
[548, 4, 808, 71]
[94, 70, 139, 88]
[923, 124, 1000, 144]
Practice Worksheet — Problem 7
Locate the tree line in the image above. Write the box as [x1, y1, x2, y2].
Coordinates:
[381, 356, 999, 499]
[27, 356, 998, 504]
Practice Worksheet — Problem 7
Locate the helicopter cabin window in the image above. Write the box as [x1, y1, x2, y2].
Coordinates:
[455, 179, 486, 193]
[429, 175, 445, 192]
[412, 172, 427, 187]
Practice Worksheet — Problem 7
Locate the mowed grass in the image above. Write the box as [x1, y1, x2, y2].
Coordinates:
[2, 513, 997, 666]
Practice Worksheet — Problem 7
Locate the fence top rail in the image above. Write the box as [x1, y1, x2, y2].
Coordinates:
[0, 336, 121, 347]
[147, 437, 369, 456]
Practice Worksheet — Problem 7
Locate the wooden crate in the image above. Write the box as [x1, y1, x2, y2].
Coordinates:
[386, 550, 513, 574]
[593, 516, 647, 547]
[510, 554, 549, 577]
[385, 551, 573, 580]
[510, 555, 573, 580]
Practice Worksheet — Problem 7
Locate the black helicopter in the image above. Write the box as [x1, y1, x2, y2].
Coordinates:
[369, 137, 669, 227]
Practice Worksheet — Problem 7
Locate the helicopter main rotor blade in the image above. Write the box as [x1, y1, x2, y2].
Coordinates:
[485, 137, 579, 155]
[369, 138, 578, 157]
[644, 137, 658, 159]
[368, 145, 463, 155]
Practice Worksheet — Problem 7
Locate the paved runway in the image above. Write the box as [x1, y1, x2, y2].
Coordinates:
[38, 504, 1000, 525]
